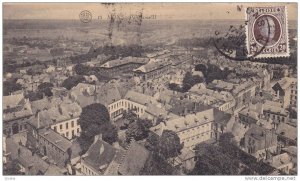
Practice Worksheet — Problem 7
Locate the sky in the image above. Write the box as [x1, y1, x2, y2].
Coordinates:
[3, 3, 297, 21]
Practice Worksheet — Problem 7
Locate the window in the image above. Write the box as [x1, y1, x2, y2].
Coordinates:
[71, 121, 74, 128]
[54, 126, 57, 132]
[66, 132, 69, 137]
[66, 123, 68, 129]
[60, 124, 63, 130]
[72, 130, 74, 137]
[77, 128, 80, 133]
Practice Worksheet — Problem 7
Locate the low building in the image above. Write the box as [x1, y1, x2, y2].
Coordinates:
[3, 93, 33, 136]
[151, 107, 231, 149]
[100, 56, 149, 77]
[80, 135, 122, 175]
[272, 77, 297, 108]
[267, 153, 294, 175]
[36, 128, 72, 167]
[275, 123, 297, 146]
[133, 59, 172, 81]
[118, 141, 150, 175]
[244, 124, 278, 160]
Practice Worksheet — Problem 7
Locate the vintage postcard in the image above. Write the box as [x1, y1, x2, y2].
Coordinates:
[2, 2, 298, 176]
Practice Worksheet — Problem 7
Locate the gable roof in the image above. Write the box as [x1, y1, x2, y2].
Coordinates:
[82, 138, 117, 173]
[118, 141, 150, 175]
[39, 129, 72, 152]
[6, 138, 49, 175]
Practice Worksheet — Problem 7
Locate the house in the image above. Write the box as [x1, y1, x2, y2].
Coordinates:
[118, 141, 150, 175]
[244, 124, 278, 160]
[66, 140, 83, 175]
[5, 137, 62, 175]
[282, 146, 297, 173]
[35, 100, 82, 140]
[275, 123, 297, 146]
[267, 153, 294, 174]
[272, 77, 297, 108]
[35, 128, 72, 168]
[80, 134, 121, 175]
[3, 93, 33, 136]
[261, 101, 289, 129]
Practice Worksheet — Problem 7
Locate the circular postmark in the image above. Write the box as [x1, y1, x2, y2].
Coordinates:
[213, 19, 271, 61]
[79, 10, 92, 23]
[253, 14, 281, 47]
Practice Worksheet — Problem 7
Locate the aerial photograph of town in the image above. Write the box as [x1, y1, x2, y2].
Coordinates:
[2, 2, 298, 176]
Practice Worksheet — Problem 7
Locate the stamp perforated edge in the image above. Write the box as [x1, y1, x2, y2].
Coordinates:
[245, 6, 290, 59]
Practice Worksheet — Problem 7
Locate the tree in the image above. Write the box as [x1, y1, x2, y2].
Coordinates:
[145, 132, 160, 152]
[102, 123, 118, 145]
[74, 63, 89, 75]
[3, 81, 22, 96]
[125, 118, 153, 142]
[158, 130, 183, 159]
[78, 103, 110, 152]
[38, 82, 54, 97]
[190, 143, 240, 175]
[195, 64, 207, 76]
[62, 75, 84, 90]
[122, 110, 138, 124]
[181, 72, 204, 92]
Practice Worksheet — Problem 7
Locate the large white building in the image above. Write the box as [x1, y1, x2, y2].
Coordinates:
[151, 107, 231, 149]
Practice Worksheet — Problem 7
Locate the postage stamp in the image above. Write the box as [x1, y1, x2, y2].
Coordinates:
[245, 6, 290, 58]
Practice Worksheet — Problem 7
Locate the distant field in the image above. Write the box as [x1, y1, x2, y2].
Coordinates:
[3, 19, 297, 46]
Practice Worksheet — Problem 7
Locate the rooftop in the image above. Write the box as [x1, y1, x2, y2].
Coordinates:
[100, 56, 149, 68]
[82, 137, 117, 173]
[39, 129, 72, 152]
[118, 141, 150, 175]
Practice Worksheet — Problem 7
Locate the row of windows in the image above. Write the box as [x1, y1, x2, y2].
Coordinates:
[108, 100, 145, 114]
[265, 113, 286, 122]
[63, 128, 80, 139]
[183, 132, 213, 143]
[53, 120, 78, 132]
[38, 135, 65, 155]
[179, 124, 212, 135]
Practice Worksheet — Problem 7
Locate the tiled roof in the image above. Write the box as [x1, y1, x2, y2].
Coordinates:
[39, 129, 72, 152]
[151, 107, 231, 135]
[3, 93, 33, 122]
[6, 138, 49, 175]
[133, 59, 171, 73]
[118, 141, 150, 175]
[82, 138, 117, 173]
[276, 123, 297, 141]
[124, 90, 157, 106]
[35, 100, 82, 128]
[269, 153, 291, 168]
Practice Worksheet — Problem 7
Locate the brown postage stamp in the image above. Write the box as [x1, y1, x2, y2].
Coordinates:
[245, 6, 290, 58]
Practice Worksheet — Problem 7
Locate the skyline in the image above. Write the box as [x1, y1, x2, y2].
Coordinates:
[3, 3, 297, 20]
